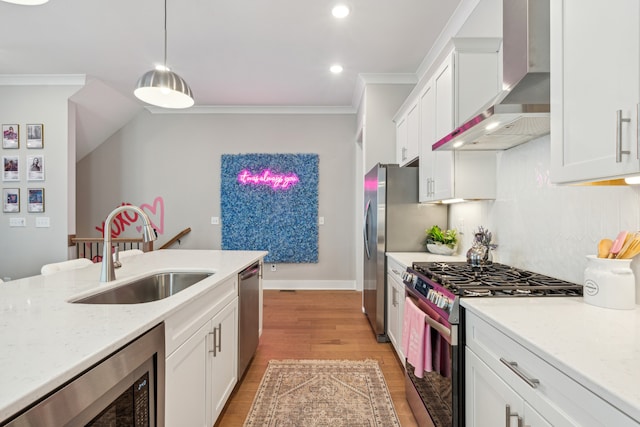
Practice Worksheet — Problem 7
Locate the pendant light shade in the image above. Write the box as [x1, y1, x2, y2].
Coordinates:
[1, 0, 49, 4]
[134, 0, 194, 109]
[135, 68, 194, 109]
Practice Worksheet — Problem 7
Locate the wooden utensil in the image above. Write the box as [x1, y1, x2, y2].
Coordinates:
[597, 239, 613, 258]
[618, 232, 640, 259]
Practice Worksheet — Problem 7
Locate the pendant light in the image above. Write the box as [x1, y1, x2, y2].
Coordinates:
[134, 0, 194, 109]
[0, 0, 49, 4]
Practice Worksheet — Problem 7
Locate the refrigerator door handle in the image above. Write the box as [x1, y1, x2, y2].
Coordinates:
[363, 199, 372, 259]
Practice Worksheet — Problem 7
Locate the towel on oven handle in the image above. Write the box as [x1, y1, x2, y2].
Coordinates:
[402, 297, 434, 377]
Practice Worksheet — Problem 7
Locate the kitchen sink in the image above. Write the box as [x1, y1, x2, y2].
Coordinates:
[73, 272, 214, 304]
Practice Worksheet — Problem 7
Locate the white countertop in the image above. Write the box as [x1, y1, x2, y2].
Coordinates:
[462, 297, 640, 422]
[386, 252, 466, 269]
[0, 249, 266, 422]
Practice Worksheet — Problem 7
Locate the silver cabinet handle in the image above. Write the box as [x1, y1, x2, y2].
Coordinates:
[636, 104, 640, 160]
[209, 323, 223, 357]
[500, 358, 540, 388]
[402, 146, 408, 161]
[392, 287, 398, 307]
[616, 109, 631, 162]
[505, 405, 524, 427]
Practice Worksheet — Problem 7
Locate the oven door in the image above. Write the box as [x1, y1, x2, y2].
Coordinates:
[404, 294, 459, 427]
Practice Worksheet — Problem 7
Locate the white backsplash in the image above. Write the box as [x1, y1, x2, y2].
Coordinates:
[449, 134, 640, 287]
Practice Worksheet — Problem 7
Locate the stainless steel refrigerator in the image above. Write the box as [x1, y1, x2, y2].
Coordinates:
[363, 164, 447, 342]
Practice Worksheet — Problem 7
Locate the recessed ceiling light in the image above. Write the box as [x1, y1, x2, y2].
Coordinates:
[330, 64, 343, 74]
[332, 4, 350, 18]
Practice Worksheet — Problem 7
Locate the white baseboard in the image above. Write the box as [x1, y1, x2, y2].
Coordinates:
[263, 280, 357, 291]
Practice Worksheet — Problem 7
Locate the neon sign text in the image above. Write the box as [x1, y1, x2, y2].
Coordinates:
[237, 169, 299, 189]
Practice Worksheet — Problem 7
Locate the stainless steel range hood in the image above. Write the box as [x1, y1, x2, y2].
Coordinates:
[433, 0, 550, 151]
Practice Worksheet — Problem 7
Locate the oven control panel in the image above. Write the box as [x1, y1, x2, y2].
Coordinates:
[403, 268, 455, 319]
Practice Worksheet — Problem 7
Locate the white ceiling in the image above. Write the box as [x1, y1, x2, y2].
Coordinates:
[0, 0, 465, 109]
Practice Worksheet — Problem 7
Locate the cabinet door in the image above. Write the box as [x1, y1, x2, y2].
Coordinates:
[419, 82, 436, 202]
[434, 53, 455, 143]
[466, 347, 525, 427]
[420, 71, 454, 202]
[396, 115, 408, 165]
[550, 0, 640, 183]
[166, 322, 210, 427]
[405, 101, 420, 165]
[386, 273, 402, 358]
[209, 299, 239, 424]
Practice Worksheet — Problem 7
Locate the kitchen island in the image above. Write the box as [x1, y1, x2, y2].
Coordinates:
[463, 297, 640, 425]
[0, 249, 266, 423]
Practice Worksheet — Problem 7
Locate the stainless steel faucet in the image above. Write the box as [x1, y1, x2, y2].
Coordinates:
[100, 205, 157, 282]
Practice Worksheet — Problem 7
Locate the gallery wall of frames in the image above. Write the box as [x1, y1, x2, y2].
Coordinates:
[2, 123, 45, 214]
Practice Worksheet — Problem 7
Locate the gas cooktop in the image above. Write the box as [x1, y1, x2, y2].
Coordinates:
[411, 262, 583, 297]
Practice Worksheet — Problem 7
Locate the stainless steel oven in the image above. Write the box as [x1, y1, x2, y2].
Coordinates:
[2, 323, 165, 427]
[402, 262, 582, 427]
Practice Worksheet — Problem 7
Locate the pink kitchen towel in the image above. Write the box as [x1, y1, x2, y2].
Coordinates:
[402, 297, 427, 378]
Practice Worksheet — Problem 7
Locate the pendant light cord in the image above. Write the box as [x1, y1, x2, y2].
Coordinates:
[163, 0, 167, 68]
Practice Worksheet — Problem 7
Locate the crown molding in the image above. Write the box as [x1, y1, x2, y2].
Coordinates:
[145, 105, 356, 115]
[352, 73, 418, 113]
[415, 0, 482, 82]
[0, 74, 86, 86]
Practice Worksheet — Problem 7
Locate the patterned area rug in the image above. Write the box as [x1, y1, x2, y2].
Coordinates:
[243, 359, 401, 427]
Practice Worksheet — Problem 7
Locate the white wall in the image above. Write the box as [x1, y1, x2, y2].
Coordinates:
[449, 135, 640, 286]
[77, 111, 357, 287]
[0, 84, 82, 280]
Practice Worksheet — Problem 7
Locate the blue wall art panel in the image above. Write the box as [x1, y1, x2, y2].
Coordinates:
[221, 153, 319, 263]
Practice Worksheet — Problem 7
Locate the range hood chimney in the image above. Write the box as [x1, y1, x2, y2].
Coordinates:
[433, 0, 550, 151]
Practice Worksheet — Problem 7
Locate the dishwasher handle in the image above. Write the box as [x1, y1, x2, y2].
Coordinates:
[239, 263, 260, 280]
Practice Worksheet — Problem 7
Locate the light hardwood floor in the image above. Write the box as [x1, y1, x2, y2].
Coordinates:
[214, 289, 418, 426]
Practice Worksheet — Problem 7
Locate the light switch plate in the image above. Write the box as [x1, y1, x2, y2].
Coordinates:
[35, 217, 50, 228]
[319, 216, 325, 225]
[9, 217, 25, 227]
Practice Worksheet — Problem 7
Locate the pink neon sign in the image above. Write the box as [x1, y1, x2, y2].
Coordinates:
[237, 169, 299, 189]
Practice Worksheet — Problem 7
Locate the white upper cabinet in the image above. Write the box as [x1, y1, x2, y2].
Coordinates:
[396, 99, 420, 166]
[417, 40, 500, 202]
[550, 0, 640, 183]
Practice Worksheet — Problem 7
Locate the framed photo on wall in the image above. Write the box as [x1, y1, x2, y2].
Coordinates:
[2, 124, 19, 149]
[27, 188, 44, 213]
[3, 188, 19, 213]
[27, 155, 44, 181]
[2, 155, 19, 181]
[26, 124, 43, 149]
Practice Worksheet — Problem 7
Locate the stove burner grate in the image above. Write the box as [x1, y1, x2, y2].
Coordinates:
[412, 261, 582, 297]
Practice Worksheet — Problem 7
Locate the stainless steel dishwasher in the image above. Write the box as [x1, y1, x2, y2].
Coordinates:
[238, 261, 260, 378]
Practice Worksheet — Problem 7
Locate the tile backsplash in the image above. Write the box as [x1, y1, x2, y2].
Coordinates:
[449, 134, 640, 289]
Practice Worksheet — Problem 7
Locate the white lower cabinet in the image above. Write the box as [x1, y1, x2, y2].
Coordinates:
[209, 299, 239, 422]
[166, 298, 238, 426]
[466, 311, 638, 427]
[386, 257, 406, 363]
[466, 348, 551, 427]
[164, 275, 239, 427]
[166, 322, 210, 427]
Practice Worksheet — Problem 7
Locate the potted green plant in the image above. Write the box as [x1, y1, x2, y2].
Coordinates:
[425, 225, 458, 255]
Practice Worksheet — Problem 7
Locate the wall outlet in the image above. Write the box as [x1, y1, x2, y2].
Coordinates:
[271, 264, 277, 272]
[9, 217, 25, 227]
[211, 216, 220, 225]
[319, 216, 325, 225]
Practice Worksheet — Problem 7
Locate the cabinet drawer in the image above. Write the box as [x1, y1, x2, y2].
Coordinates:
[466, 312, 637, 426]
[386, 257, 406, 278]
[165, 275, 238, 356]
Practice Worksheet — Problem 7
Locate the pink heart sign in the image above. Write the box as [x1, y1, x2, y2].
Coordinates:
[136, 197, 165, 235]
